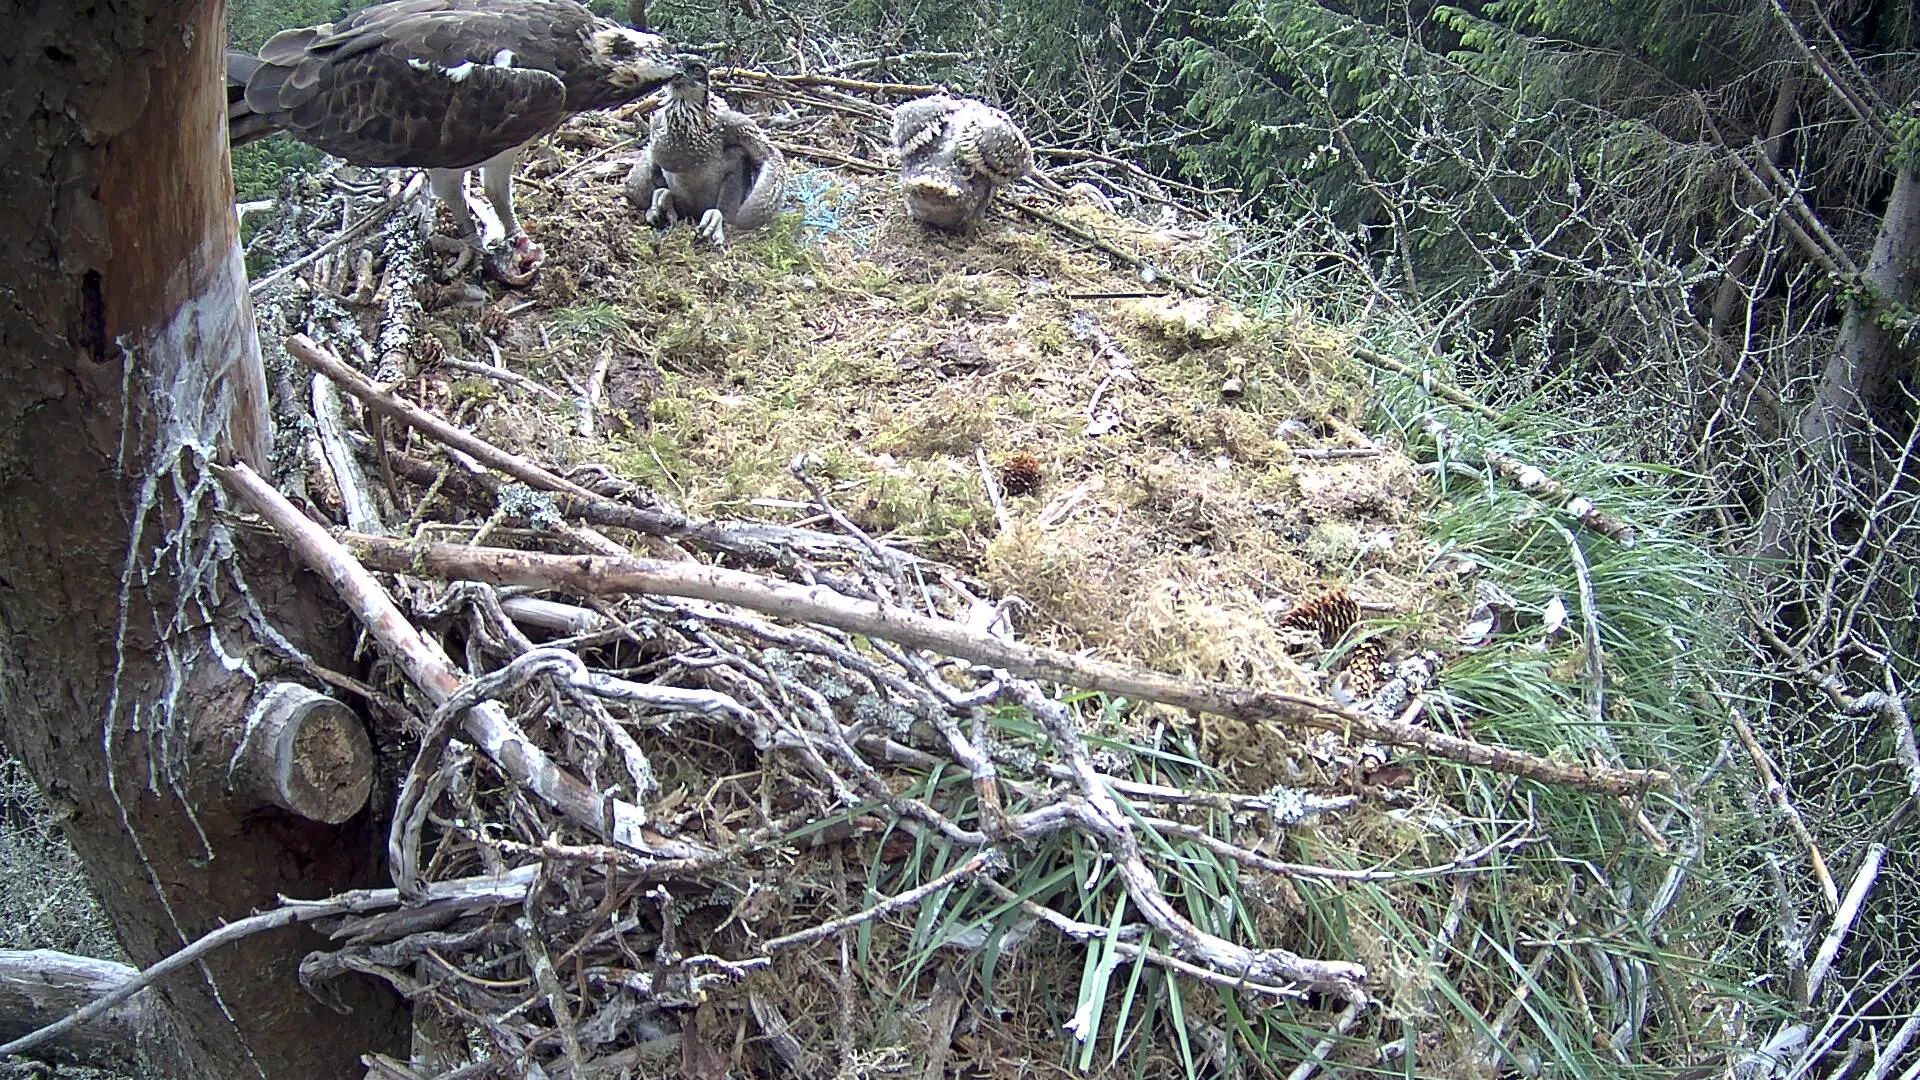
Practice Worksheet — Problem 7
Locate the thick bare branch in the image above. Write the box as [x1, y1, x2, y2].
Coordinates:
[0, 951, 150, 1071]
[333, 531, 1673, 796]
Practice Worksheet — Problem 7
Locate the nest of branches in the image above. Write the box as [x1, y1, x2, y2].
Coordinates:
[203, 319, 1665, 1079]
[219, 342, 1409, 1077]
[174, 69, 1680, 1080]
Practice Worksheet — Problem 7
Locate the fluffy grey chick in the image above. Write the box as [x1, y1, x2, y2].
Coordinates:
[890, 94, 1033, 229]
[624, 57, 786, 245]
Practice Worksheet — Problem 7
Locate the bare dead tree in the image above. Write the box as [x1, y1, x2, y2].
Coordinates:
[0, 0, 407, 1074]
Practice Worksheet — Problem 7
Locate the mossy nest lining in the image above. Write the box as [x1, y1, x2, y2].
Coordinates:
[414, 120, 1442, 739]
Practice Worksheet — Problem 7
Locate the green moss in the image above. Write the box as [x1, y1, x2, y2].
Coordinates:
[863, 464, 982, 541]
[549, 302, 630, 338]
[1028, 318, 1071, 354]
[449, 377, 501, 405]
[902, 274, 1016, 317]
[610, 433, 692, 495]
[647, 393, 694, 428]
[849, 263, 896, 293]
[741, 212, 814, 274]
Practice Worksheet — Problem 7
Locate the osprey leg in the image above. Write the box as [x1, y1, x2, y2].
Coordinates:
[428, 168, 480, 239]
[624, 146, 668, 224]
[479, 148, 523, 238]
[645, 187, 676, 229]
[478, 149, 543, 287]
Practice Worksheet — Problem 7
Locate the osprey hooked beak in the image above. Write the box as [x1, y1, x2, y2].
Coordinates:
[592, 26, 677, 88]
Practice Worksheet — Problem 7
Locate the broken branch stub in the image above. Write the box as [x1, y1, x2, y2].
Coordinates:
[216, 462, 713, 861]
[228, 682, 375, 824]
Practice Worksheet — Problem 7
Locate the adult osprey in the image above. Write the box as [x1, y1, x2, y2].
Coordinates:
[228, 0, 680, 284]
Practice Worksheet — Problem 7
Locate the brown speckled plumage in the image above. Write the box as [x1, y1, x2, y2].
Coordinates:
[227, 0, 678, 271]
[889, 94, 1033, 230]
[227, 0, 676, 169]
[624, 60, 787, 245]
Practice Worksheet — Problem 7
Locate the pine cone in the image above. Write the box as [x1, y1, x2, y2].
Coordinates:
[1342, 639, 1387, 700]
[1279, 589, 1359, 647]
[479, 305, 511, 339]
[414, 333, 445, 366]
[999, 452, 1043, 497]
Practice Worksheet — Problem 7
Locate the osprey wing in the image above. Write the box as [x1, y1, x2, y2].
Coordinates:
[239, 4, 581, 170]
[953, 104, 1032, 185]
[717, 107, 787, 231]
[890, 95, 963, 166]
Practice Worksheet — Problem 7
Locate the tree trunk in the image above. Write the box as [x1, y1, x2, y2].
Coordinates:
[1804, 163, 1919, 445]
[1753, 163, 1919, 568]
[0, 2, 407, 1076]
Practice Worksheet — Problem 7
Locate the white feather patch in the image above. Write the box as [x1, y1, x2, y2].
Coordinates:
[492, 49, 515, 67]
[406, 57, 431, 71]
[443, 62, 477, 82]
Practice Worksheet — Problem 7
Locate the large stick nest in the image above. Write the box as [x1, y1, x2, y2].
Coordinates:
[229, 71, 1666, 1080]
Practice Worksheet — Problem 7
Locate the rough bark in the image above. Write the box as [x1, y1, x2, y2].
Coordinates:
[1754, 163, 1920, 565]
[0, 1, 407, 1076]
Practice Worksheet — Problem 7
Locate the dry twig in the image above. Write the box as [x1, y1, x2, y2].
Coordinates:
[1422, 414, 1637, 545]
[0, 869, 539, 1061]
[1729, 705, 1840, 911]
[250, 172, 426, 296]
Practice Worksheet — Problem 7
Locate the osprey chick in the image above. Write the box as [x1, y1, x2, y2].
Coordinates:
[889, 94, 1033, 230]
[227, 0, 679, 285]
[623, 59, 787, 246]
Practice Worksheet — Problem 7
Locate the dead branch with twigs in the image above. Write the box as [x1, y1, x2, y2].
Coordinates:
[1418, 414, 1639, 546]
